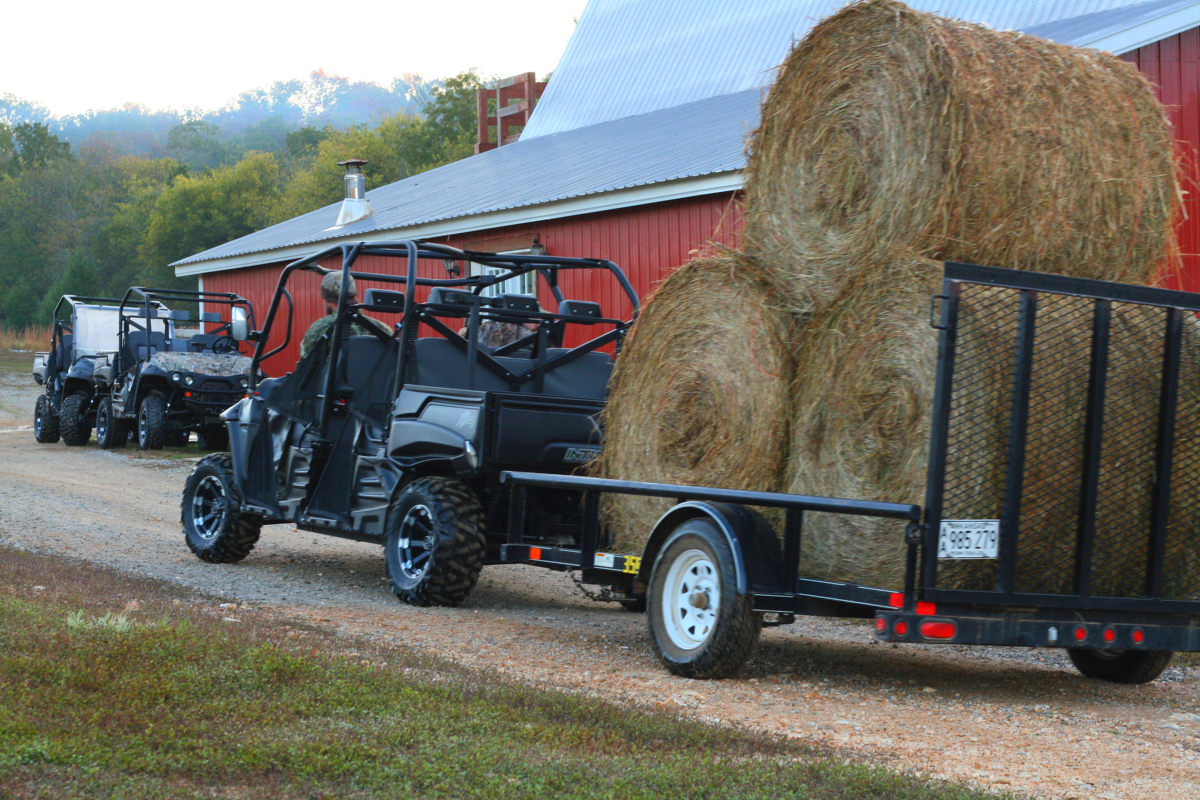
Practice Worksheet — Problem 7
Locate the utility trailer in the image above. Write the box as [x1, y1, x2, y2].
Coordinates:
[182, 243, 1200, 684]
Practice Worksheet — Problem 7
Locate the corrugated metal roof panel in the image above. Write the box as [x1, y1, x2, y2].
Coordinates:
[522, 0, 1175, 138]
[1025, 0, 1200, 46]
[173, 88, 760, 267]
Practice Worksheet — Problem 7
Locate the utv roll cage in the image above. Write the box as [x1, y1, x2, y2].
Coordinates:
[46, 294, 161, 382]
[115, 287, 256, 375]
[248, 240, 640, 431]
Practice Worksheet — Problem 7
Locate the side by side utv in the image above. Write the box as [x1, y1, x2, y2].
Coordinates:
[98, 287, 257, 451]
[181, 241, 1200, 685]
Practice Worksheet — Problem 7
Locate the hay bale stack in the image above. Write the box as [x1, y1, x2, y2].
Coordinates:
[742, 0, 1180, 303]
[596, 252, 802, 553]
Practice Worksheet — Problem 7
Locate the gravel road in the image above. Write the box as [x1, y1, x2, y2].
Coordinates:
[1, 364, 1198, 800]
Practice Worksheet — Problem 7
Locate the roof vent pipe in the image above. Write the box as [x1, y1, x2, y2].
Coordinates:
[335, 158, 374, 226]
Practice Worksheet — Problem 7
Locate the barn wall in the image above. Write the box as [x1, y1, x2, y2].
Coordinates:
[1122, 26, 1200, 292]
[204, 192, 742, 374]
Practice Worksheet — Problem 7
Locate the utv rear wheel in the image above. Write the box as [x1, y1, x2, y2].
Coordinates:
[648, 519, 761, 679]
[96, 398, 128, 449]
[1067, 648, 1174, 685]
[197, 426, 229, 451]
[34, 394, 59, 444]
[182, 453, 261, 563]
[137, 395, 166, 450]
[166, 428, 190, 447]
[60, 393, 92, 446]
[385, 477, 485, 607]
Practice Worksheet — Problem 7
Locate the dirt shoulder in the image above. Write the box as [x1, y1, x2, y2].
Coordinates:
[0, 414, 1196, 800]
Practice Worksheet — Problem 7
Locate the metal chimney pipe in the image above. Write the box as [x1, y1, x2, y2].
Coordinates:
[334, 158, 373, 226]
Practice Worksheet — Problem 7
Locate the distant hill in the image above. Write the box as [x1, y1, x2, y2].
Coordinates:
[0, 70, 437, 157]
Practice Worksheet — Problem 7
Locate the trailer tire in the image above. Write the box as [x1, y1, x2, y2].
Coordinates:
[60, 393, 92, 446]
[182, 453, 261, 563]
[34, 394, 60, 444]
[385, 477, 485, 608]
[137, 394, 166, 450]
[1067, 648, 1174, 684]
[648, 519, 761, 679]
[96, 398, 128, 449]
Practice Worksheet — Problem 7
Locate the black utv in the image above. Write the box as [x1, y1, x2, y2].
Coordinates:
[98, 287, 257, 451]
[181, 240, 637, 606]
[33, 294, 170, 446]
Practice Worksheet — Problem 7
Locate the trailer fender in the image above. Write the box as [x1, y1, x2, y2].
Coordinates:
[640, 502, 784, 596]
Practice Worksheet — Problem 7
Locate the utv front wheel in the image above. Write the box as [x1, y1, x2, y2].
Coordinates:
[137, 395, 166, 450]
[96, 398, 127, 449]
[60, 393, 92, 446]
[385, 477, 485, 607]
[182, 453, 261, 563]
[648, 519, 761, 679]
[1068, 648, 1174, 685]
[34, 394, 59, 444]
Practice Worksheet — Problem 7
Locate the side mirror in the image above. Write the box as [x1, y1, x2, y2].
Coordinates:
[230, 307, 250, 341]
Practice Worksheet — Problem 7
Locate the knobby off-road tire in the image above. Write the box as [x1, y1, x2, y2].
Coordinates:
[60, 393, 92, 446]
[137, 394, 166, 450]
[181, 453, 261, 563]
[166, 428, 190, 448]
[34, 394, 60, 444]
[1068, 648, 1174, 684]
[197, 426, 229, 451]
[648, 519, 761, 679]
[96, 398, 128, 449]
[385, 477, 486, 607]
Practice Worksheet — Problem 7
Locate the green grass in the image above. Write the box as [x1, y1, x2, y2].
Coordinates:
[0, 549, 1014, 800]
[0, 349, 33, 375]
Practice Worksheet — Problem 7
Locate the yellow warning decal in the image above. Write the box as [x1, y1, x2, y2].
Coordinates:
[622, 555, 642, 574]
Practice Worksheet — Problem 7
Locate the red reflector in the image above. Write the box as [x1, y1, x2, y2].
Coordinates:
[889, 592, 904, 608]
[1103, 628, 1116, 643]
[916, 601, 937, 616]
[875, 617, 887, 633]
[920, 620, 957, 640]
[1132, 629, 1145, 644]
[1073, 626, 1087, 642]
[529, 547, 542, 561]
[184, 391, 192, 397]
[894, 620, 909, 636]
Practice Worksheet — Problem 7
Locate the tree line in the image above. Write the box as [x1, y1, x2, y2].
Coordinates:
[0, 71, 485, 329]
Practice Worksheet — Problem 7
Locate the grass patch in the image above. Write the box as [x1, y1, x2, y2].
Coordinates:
[0, 549, 1011, 800]
[0, 349, 34, 376]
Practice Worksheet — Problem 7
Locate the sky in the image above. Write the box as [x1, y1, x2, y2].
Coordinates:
[6, 0, 590, 117]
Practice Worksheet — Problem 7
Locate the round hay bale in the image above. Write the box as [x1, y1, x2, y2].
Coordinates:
[743, 0, 1180, 303]
[596, 251, 803, 554]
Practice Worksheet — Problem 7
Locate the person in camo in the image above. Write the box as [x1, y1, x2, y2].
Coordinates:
[300, 272, 393, 359]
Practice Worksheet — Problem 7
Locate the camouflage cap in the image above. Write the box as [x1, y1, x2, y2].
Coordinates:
[320, 271, 356, 301]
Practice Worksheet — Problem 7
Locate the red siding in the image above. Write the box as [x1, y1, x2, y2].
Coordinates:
[1123, 27, 1200, 292]
[204, 193, 741, 374]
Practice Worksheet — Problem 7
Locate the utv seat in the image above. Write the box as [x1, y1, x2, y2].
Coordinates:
[55, 334, 73, 371]
[186, 333, 220, 351]
[123, 330, 169, 363]
[539, 349, 613, 400]
[408, 338, 612, 399]
[339, 336, 398, 425]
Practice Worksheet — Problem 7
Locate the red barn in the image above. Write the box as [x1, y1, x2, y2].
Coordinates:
[174, 0, 1200, 374]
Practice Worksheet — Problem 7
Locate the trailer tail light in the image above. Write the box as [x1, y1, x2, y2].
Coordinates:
[889, 592, 904, 608]
[920, 620, 957, 640]
[529, 547, 542, 561]
[1103, 628, 1116, 644]
[1132, 629, 1145, 644]
[875, 617, 887, 633]
[916, 601, 937, 616]
[1073, 626, 1087, 642]
[894, 620, 909, 636]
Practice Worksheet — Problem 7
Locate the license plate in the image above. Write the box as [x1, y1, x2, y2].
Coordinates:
[937, 520, 999, 559]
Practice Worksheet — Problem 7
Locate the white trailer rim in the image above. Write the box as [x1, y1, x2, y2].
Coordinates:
[662, 548, 720, 651]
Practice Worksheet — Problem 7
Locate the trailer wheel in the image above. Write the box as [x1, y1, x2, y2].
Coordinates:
[137, 395, 166, 450]
[60, 393, 92, 446]
[385, 477, 485, 607]
[34, 394, 60, 444]
[96, 398, 128, 449]
[182, 453, 261, 563]
[1067, 648, 1174, 684]
[647, 519, 760, 679]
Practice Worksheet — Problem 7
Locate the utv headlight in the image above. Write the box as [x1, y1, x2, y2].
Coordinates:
[240, 377, 248, 388]
[171, 372, 182, 383]
[184, 375, 195, 386]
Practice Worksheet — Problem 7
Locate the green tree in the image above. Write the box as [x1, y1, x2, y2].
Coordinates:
[140, 152, 281, 287]
[34, 250, 100, 322]
[166, 120, 229, 172]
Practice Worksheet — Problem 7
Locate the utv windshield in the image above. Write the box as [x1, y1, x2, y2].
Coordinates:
[73, 306, 174, 357]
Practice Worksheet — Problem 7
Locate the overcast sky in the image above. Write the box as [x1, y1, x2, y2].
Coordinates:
[7, 0, 590, 116]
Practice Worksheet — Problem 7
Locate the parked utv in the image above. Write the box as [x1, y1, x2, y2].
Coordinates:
[181, 240, 637, 606]
[33, 295, 169, 446]
[100, 287, 257, 451]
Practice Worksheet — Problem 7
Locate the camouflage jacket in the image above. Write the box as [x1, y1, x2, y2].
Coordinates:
[300, 313, 393, 358]
[149, 352, 254, 376]
[459, 320, 535, 349]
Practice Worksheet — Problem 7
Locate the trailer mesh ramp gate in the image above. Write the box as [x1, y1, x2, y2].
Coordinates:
[924, 263, 1200, 614]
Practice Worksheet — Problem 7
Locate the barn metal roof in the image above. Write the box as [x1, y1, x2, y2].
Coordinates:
[176, 0, 1200, 274]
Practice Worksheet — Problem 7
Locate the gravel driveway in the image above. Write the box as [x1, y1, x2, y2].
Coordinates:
[1, 363, 1197, 800]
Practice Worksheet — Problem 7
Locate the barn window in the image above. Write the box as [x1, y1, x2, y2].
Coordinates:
[473, 249, 537, 297]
